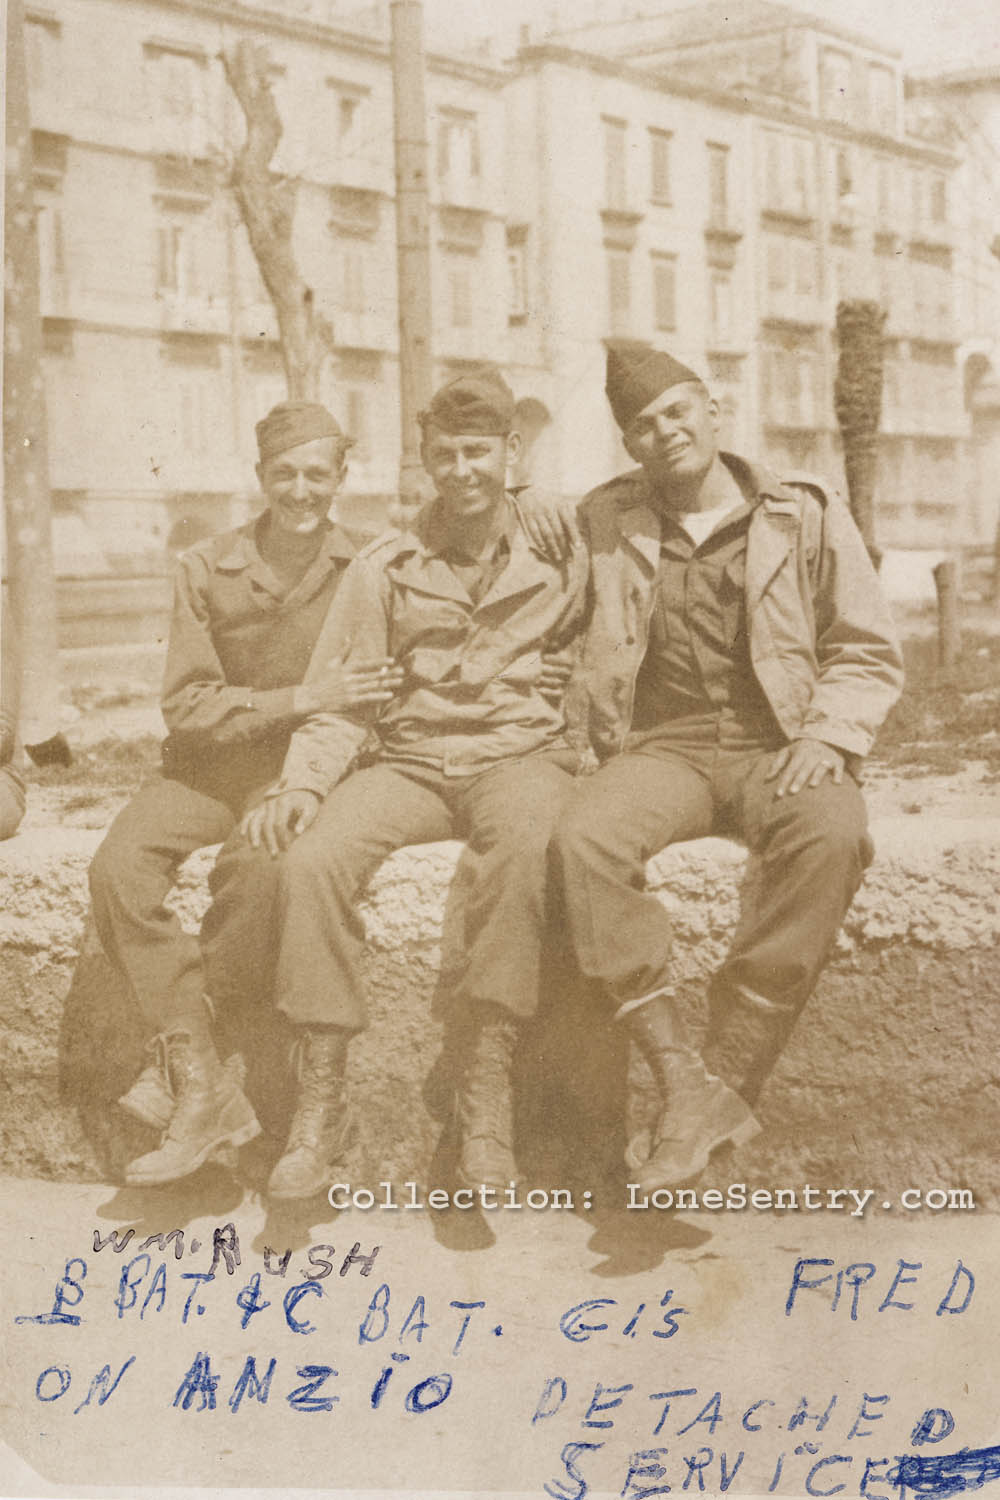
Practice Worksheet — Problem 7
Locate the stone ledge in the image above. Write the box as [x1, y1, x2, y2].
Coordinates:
[2, 816, 999, 1196]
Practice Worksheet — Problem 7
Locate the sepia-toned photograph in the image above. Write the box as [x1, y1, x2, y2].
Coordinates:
[2, 0, 999, 1494]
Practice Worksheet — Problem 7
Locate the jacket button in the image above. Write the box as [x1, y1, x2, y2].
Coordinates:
[625, 634, 635, 645]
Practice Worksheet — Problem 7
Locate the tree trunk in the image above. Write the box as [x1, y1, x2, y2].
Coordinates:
[834, 300, 886, 570]
[222, 40, 333, 401]
[3, 0, 69, 761]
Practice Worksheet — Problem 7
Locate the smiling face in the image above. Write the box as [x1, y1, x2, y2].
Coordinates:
[622, 380, 720, 496]
[420, 425, 520, 526]
[256, 434, 346, 538]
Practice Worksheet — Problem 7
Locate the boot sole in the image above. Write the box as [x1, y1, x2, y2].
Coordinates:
[124, 1118, 261, 1187]
[634, 1113, 762, 1195]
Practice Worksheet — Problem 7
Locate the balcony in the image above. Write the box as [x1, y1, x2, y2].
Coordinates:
[704, 218, 743, 270]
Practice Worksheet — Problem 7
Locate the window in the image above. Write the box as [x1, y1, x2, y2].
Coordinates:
[507, 242, 528, 321]
[607, 248, 631, 335]
[346, 388, 370, 460]
[156, 215, 206, 301]
[766, 238, 788, 295]
[868, 63, 896, 134]
[833, 147, 853, 204]
[448, 258, 472, 328]
[152, 49, 206, 157]
[603, 117, 628, 211]
[341, 247, 365, 314]
[36, 199, 66, 311]
[707, 143, 729, 227]
[709, 271, 733, 346]
[794, 242, 818, 297]
[820, 47, 853, 124]
[324, 81, 370, 169]
[763, 347, 819, 427]
[875, 159, 894, 224]
[762, 131, 813, 218]
[177, 371, 220, 456]
[911, 169, 923, 231]
[437, 110, 481, 202]
[651, 252, 676, 332]
[929, 173, 948, 224]
[26, 15, 60, 94]
[649, 128, 672, 204]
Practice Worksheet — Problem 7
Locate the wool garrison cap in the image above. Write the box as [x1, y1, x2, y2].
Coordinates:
[604, 339, 705, 432]
[255, 401, 351, 462]
[419, 366, 516, 436]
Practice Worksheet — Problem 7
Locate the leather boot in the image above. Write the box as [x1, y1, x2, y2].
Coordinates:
[124, 1025, 260, 1186]
[119, 1039, 247, 1134]
[268, 1028, 353, 1200]
[702, 977, 795, 1107]
[455, 1003, 522, 1191]
[625, 990, 759, 1192]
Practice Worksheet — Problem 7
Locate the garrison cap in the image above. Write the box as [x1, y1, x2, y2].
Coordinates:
[255, 401, 351, 463]
[419, 366, 516, 436]
[604, 339, 705, 432]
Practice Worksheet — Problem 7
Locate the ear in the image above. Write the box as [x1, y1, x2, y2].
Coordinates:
[706, 393, 722, 431]
[504, 430, 523, 469]
[255, 460, 265, 489]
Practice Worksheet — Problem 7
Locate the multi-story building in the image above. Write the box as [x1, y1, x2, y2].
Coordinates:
[16, 0, 999, 633]
[509, 1, 975, 553]
[907, 62, 1000, 550]
[22, 0, 508, 611]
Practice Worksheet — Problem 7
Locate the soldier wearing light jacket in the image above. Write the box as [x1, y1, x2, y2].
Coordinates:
[546, 340, 904, 1192]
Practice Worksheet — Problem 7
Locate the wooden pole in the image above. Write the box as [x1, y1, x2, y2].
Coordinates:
[3, 0, 70, 763]
[933, 557, 961, 675]
[391, 0, 433, 516]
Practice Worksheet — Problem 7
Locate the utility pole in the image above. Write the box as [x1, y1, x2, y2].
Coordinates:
[3, 0, 70, 764]
[391, 0, 433, 514]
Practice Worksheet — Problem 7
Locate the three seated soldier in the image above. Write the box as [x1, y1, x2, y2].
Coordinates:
[86, 349, 903, 1199]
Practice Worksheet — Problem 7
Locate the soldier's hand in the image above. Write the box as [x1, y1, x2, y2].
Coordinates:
[240, 790, 321, 856]
[517, 492, 581, 562]
[538, 650, 574, 705]
[293, 651, 404, 716]
[766, 739, 845, 797]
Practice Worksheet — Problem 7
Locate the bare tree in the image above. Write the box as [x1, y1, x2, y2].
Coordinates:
[222, 38, 334, 400]
[834, 299, 887, 570]
[3, 0, 70, 764]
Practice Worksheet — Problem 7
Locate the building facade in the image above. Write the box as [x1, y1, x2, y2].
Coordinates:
[23, 0, 508, 602]
[509, 2, 977, 554]
[16, 0, 1000, 625]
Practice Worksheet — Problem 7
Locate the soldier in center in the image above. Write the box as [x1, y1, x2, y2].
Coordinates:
[213, 367, 588, 1199]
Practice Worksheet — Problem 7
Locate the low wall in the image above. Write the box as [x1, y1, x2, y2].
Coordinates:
[1, 817, 998, 1202]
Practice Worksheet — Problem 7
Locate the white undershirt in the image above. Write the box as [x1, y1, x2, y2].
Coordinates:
[675, 497, 743, 548]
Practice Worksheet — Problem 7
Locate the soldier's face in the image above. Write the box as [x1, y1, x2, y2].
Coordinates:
[623, 381, 720, 492]
[420, 427, 518, 522]
[257, 435, 345, 537]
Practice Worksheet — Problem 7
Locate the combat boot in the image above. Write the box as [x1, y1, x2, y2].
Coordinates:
[702, 977, 795, 1108]
[267, 1028, 353, 1200]
[119, 1038, 247, 1134]
[625, 990, 759, 1192]
[124, 1026, 260, 1186]
[455, 1003, 522, 1191]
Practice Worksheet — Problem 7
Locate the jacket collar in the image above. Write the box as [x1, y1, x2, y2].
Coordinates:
[214, 516, 357, 573]
[387, 495, 552, 609]
[611, 452, 803, 556]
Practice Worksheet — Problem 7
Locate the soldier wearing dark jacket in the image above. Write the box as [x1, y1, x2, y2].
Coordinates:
[89, 401, 401, 1186]
[548, 341, 904, 1191]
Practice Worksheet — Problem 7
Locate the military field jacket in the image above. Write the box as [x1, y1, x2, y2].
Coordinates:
[579, 457, 904, 764]
[273, 497, 589, 799]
